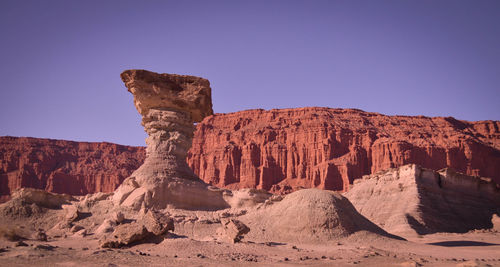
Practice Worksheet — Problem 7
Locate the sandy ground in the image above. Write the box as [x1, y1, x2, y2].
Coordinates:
[0, 230, 499, 267]
[1, 189, 498, 267]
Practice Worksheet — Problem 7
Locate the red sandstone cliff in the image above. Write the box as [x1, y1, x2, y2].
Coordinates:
[0, 136, 145, 201]
[187, 107, 500, 193]
[2, 107, 499, 198]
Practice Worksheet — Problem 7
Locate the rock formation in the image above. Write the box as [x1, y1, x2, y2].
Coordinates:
[187, 107, 500, 193]
[344, 164, 500, 237]
[240, 188, 401, 243]
[0, 136, 145, 202]
[217, 218, 250, 243]
[112, 69, 228, 210]
[2, 106, 499, 199]
[99, 210, 175, 248]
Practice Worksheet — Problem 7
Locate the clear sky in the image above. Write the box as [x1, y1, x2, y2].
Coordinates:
[1, 0, 499, 146]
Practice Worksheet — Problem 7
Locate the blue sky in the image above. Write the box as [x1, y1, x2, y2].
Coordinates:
[1, 0, 499, 146]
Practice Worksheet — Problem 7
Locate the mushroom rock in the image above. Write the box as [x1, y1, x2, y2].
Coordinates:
[113, 69, 229, 210]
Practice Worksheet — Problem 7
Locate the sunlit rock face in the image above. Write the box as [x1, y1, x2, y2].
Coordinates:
[188, 108, 500, 193]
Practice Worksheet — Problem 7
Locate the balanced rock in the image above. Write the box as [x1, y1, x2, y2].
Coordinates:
[113, 70, 228, 210]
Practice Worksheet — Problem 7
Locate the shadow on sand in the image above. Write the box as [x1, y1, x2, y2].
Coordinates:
[428, 241, 500, 247]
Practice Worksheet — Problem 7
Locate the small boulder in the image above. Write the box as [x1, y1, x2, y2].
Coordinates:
[15, 241, 28, 247]
[218, 219, 250, 243]
[95, 219, 116, 235]
[141, 210, 174, 235]
[70, 225, 84, 233]
[491, 214, 500, 231]
[74, 229, 88, 237]
[63, 205, 81, 223]
[33, 229, 47, 241]
[47, 221, 72, 237]
[99, 222, 149, 248]
[112, 211, 125, 224]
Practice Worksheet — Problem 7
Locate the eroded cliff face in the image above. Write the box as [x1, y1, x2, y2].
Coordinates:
[2, 107, 499, 199]
[187, 107, 500, 193]
[344, 164, 500, 236]
[0, 136, 145, 201]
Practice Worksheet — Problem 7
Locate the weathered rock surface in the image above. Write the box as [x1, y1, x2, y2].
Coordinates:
[217, 218, 250, 243]
[95, 219, 116, 235]
[0, 136, 145, 202]
[99, 210, 175, 248]
[62, 204, 81, 223]
[1, 108, 499, 198]
[241, 188, 399, 243]
[113, 69, 228, 210]
[10, 188, 75, 209]
[140, 210, 174, 236]
[492, 214, 500, 232]
[188, 107, 500, 193]
[344, 164, 500, 237]
[100, 222, 149, 248]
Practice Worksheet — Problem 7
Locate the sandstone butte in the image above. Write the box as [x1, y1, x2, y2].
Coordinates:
[0, 136, 145, 202]
[187, 107, 500, 193]
[1, 107, 499, 199]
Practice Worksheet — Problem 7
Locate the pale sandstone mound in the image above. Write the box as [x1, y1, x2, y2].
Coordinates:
[113, 70, 228, 210]
[344, 164, 500, 237]
[9, 188, 75, 209]
[240, 188, 399, 243]
[0, 188, 74, 220]
[187, 108, 500, 193]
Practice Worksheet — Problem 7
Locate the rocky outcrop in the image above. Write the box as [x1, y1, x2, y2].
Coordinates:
[0, 136, 145, 201]
[187, 107, 500, 193]
[217, 218, 250, 243]
[113, 69, 229, 210]
[99, 210, 175, 248]
[10, 188, 75, 209]
[344, 164, 500, 237]
[240, 188, 400, 243]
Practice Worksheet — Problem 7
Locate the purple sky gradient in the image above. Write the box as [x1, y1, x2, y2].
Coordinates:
[1, 0, 499, 146]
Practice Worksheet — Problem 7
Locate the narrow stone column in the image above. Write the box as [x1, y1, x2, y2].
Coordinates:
[138, 108, 197, 182]
[113, 69, 228, 210]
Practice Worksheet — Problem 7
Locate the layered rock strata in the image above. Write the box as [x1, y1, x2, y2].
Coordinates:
[240, 188, 401, 243]
[0, 136, 145, 202]
[187, 108, 500, 193]
[2, 108, 499, 199]
[112, 70, 228, 210]
[344, 164, 500, 237]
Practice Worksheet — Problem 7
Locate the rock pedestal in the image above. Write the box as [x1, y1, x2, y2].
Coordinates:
[113, 70, 228, 210]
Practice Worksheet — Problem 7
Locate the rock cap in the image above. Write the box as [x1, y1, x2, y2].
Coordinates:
[121, 69, 213, 122]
